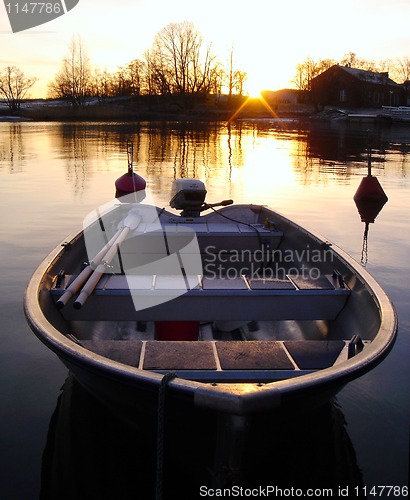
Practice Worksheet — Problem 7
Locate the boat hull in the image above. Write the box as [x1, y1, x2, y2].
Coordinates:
[24, 203, 397, 418]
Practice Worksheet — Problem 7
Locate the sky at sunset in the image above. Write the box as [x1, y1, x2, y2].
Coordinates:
[1, 0, 410, 98]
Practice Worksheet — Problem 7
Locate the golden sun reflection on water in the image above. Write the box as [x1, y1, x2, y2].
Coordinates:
[236, 140, 296, 188]
[221, 130, 299, 207]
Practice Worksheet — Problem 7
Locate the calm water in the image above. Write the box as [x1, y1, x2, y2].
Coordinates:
[0, 120, 409, 499]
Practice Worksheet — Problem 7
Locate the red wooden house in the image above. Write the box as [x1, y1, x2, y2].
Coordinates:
[311, 65, 404, 108]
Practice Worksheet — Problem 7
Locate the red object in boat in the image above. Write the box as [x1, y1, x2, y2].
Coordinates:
[155, 321, 200, 341]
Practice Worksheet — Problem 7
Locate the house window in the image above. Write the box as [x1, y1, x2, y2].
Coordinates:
[339, 89, 347, 102]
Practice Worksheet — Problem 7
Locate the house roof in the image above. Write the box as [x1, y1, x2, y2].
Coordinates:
[339, 66, 400, 86]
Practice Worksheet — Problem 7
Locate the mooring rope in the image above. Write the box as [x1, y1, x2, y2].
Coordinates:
[156, 372, 177, 500]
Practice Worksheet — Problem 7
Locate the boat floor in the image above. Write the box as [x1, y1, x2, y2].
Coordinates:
[75, 332, 360, 382]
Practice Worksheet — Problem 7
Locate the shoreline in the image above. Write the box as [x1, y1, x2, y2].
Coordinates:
[1, 98, 408, 124]
[0, 96, 315, 123]
[0, 109, 311, 123]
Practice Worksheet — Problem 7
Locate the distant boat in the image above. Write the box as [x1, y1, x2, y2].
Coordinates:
[24, 177, 398, 422]
[379, 106, 410, 122]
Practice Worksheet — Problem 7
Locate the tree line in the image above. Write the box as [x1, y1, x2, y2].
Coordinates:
[47, 22, 247, 108]
[0, 22, 247, 111]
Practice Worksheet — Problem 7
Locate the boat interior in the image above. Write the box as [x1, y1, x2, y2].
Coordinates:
[44, 201, 379, 383]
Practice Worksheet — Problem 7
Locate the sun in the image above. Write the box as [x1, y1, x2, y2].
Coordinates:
[246, 83, 263, 98]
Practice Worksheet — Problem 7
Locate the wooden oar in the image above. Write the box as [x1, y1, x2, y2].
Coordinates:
[73, 211, 142, 310]
[56, 227, 123, 309]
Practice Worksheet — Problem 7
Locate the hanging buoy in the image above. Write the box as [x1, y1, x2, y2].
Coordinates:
[354, 165, 388, 223]
[353, 137, 388, 265]
[115, 142, 146, 201]
[353, 137, 388, 205]
[115, 171, 146, 199]
[353, 175, 388, 204]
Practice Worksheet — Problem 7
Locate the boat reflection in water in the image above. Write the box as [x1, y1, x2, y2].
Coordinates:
[40, 376, 365, 500]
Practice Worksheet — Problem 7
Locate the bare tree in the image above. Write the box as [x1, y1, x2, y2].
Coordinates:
[112, 59, 146, 96]
[126, 59, 146, 95]
[143, 47, 171, 96]
[293, 57, 314, 90]
[0, 66, 37, 111]
[292, 57, 335, 91]
[90, 68, 113, 102]
[233, 70, 247, 96]
[112, 65, 129, 96]
[391, 56, 410, 83]
[227, 44, 235, 96]
[226, 45, 247, 96]
[148, 21, 218, 106]
[48, 36, 92, 106]
[207, 61, 225, 95]
[340, 52, 377, 71]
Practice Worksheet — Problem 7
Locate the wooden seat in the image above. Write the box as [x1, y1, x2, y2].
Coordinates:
[52, 274, 350, 322]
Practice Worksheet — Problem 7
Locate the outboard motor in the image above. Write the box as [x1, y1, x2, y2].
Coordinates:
[170, 179, 208, 217]
[170, 179, 233, 217]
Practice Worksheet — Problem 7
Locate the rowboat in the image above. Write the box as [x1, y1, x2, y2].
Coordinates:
[24, 174, 397, 422]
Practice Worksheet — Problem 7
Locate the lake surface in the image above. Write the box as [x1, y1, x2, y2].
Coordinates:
[0, 120, 409, 499]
